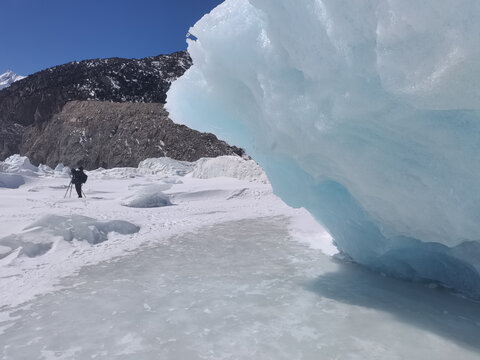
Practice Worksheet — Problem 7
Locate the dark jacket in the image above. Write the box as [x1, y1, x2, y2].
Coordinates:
[71, 169, 88, 185]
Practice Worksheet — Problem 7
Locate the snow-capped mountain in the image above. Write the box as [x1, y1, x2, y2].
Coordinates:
[0, 70, 25, 90]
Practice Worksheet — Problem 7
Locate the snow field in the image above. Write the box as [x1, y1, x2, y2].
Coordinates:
[1, 155, 479, 359]
[2, 219, 480, 359]
[0, 155, 331, 310]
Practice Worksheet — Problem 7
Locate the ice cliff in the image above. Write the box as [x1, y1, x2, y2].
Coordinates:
[167, 0, 480, 298]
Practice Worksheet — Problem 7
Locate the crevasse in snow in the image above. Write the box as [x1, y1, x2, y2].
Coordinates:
[166, 0, 480, 297]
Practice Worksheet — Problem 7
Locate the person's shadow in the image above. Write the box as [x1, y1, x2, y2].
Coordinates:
[306, 258, 480, 352]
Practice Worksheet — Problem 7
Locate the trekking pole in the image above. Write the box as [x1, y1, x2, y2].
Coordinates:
[64, 182, 72, 198]
[81, 189, 87, 198]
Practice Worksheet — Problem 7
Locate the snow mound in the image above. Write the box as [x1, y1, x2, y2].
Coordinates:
[0, 215, 140, 260]
[54, 164, 65, 172]
[1, 154, 266, 186]
[90, 156, 266, 183]
[54, 163, 70, 174]
[192, 156, 268, 183]
[89, 167, 139, 180]
[0, 155, 35, 188]
[88, 158, 193, 180]
[37, 164, 54, 175]
[1, 155, 38, 177]
[25, 214, 140, 244]
[0, 156, 71, 187]
[138, 157, 195, 177]
[122, 184, 172, 208]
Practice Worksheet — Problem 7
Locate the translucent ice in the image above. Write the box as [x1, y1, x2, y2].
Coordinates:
[167, 0, 480, 297]
[25, 214, 140, 244]
[0, 215, 140, 259]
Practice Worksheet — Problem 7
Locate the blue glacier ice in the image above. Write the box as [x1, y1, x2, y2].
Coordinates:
[167, 0, 480, 298]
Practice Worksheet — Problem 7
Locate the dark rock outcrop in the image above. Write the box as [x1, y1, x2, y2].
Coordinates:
[0, 51, 191, 128]
[21, 101, 243, 169]
[0, 51, 244, 166]
[0, 121, 24, 158]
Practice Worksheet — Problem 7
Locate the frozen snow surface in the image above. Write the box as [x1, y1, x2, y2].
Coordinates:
[3, 220, 480, 360]
[0, 154, 333, 310]
[167, 0, 480, 298]
[1, 155, 479, 359]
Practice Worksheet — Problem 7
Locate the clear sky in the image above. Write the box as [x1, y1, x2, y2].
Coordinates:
[1, 0, 225, 75]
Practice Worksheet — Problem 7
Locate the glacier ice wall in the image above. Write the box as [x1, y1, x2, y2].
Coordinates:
[167, 0, 480, 297]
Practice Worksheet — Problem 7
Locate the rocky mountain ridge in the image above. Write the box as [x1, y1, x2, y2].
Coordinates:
[0, 52, 243, 168]
[0, 51, 191, 128]
[21, 101, 242, 169]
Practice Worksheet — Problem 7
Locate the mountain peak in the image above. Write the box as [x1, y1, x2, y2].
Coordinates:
[0, 70, 26, 90]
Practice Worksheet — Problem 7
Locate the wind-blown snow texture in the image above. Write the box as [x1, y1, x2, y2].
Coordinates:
[167, 0, 480, 298]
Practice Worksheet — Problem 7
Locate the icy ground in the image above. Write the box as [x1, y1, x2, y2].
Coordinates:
[1, 156, 480, 359]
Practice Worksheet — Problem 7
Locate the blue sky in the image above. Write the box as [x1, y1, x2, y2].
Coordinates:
[1, 0, 224, 75]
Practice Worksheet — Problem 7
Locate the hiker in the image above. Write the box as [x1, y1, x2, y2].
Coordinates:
[71, 166, 88, 198]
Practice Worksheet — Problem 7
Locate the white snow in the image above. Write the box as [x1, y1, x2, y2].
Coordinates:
[1, 154, 39, 175]
[0, 155, 479, 359]
[0, 173, 25, 189]
[121, 184, 172, 208]
[191, 155, 269, 183]
[0, 70, 25, 90]
[0, 155, 40, 188]
[0, 155, 332, 310]
[138, 157, 195, 177]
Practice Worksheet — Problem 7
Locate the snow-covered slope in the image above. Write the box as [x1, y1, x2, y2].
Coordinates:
[0, 70, 25, 90]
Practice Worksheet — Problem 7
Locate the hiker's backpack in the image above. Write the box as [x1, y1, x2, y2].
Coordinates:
[79, 172, 88, 184]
